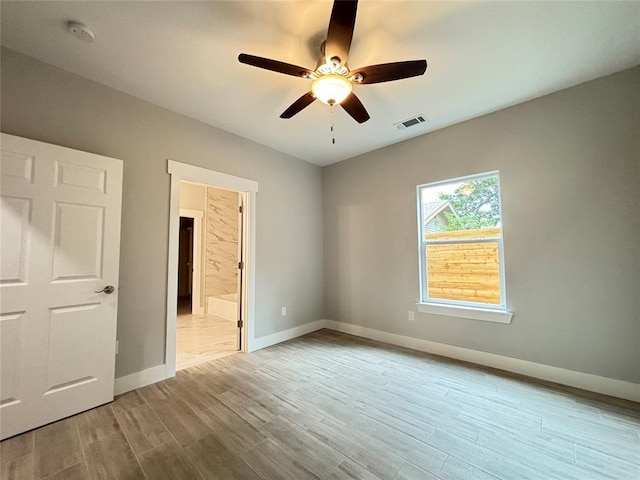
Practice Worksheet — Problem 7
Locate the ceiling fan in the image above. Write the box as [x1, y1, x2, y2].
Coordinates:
[238, 0, 427, 124]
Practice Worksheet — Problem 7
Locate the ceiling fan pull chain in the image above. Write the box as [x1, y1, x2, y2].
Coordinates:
[331, 105, 336, 144]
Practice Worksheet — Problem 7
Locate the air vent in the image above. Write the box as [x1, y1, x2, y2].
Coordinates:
[394, 114, 428, 130]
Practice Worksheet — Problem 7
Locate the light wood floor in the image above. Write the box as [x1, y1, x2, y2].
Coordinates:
[2, 329, 639, 480]
[176, 310, 237, 371]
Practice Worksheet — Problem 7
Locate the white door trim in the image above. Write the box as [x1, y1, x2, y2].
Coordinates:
[166, 160, 258, 378]
[179, 208, 203, 315]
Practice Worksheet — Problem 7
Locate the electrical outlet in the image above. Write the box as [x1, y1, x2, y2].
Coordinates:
[281, 307, 287, 316]
[116, 340, 119, 354]
[408, 311, 415, 322]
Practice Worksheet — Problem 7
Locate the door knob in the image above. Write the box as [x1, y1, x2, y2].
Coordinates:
[95, 285, 115, 294]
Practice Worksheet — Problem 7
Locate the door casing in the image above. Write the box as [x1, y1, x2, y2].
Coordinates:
[166, 160, 258, 378]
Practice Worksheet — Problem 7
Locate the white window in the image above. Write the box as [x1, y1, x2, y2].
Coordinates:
[417, 171, 511, 322]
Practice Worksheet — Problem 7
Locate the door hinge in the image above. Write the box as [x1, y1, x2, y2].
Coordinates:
[237, 319, 243, 328]
[239, 205, 244, 213]
[238, 261, 244, 270]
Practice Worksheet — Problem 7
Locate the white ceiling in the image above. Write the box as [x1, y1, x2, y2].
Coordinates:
[2, 1, 639, 166]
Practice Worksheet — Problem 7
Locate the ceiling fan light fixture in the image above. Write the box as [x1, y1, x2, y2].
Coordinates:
[311, 74, 352, 105]
[238, 0, 427, 122]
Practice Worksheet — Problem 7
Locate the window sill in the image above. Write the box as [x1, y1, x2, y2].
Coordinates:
[416, 302, 513, 324]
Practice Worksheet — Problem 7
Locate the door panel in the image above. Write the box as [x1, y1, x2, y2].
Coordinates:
[47, 303, 102, 391]
[0, 312, 24, 407]
[1, 151, 34, 184]
[0, 133, 123, 440]
[0, 197, 31, 284]
[52, 203, 104, 281]
[55, 161, 106, 192]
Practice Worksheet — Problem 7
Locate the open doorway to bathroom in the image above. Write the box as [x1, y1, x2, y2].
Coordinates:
[177, 217, 195, 313]
[176, 180, 242, 370]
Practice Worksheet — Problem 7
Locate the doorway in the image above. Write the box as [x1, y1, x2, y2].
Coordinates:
[175, 182, 243, 370]
[166, 160, 257, 378]
[177, 216, 194, 314]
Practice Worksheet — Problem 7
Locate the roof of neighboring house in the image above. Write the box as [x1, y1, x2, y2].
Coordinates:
[423, 200, 453, 224]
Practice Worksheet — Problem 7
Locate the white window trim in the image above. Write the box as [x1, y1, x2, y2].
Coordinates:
[417, 170, 510, 315]
[417, 302, 513, 324]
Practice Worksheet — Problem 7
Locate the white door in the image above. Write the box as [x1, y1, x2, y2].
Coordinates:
[0, 133, 123, 440]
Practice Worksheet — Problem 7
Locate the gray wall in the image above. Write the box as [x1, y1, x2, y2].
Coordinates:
[1, 48, 325, 378]
[324, 67, 640, 383]
[3, 46, 638, 385]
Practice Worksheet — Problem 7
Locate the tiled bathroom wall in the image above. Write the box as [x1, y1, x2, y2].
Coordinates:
[205, 187, 239, 298]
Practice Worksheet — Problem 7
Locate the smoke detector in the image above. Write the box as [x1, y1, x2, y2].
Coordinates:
[66, 21, 95, 43]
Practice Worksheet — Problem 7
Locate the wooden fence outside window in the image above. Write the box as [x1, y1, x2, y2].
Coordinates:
[425, 227, 501, 305]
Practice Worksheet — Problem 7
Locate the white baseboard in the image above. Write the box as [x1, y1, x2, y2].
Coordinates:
[113, 319, 640, 403]
[112, 320, 327, 394]
[249, 320, 327, 352]
[324, 320, 640, 403]
[114, 364, 170, 396]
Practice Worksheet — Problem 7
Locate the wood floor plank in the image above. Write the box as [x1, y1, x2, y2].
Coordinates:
[357, 395, 480, 442]
[84, 431, 145, 480]
[574, 443, 640, 479]
[218, 367, 285, 398]
[427, 429, 548, 480]
[140, 439, 205, 480]
[517, 395, 602, 422]
[152, 399, 212, 447]
[34, 417, 83, 479]
[138, 380, 178, 409]
[183, 362, 236, 395]
[112, 402, 174, 455]
[0, 454, 33, 480]
[475, 428, 612, 480]
[242, 437, 321, 480]
[0, 431, 33, 466]
[111, 391, 146, 413]
[75, 404, 120, 445]
[394, 461, 441, 480]
[476, 426, 576, 463]
[196, 402, 265, 454]
[184, 434, 262, 480]
[541, 412, 640, 465]
[323, 459, 382, 480]
[326, 407, 447, 475]
[296, 417, 405, 480]
[458, 404, 542, 437]
[260, 415, 345, 477]
[439, 456, 499, 480]
[216, 388, 277, 428]
[598, 409, 640, 434]
[43, 463, 89, 480]
[444, 384, 520, 410]
[166, 377, 221, 412]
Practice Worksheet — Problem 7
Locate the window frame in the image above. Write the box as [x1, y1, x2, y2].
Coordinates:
[417, 170, 508, 314]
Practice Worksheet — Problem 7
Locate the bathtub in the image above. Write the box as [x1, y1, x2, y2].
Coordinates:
[206, 293, 238, 321]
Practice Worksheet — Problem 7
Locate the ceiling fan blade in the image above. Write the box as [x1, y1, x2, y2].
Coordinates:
[325, 0, 358, 65]
[280, 92, 317, 119]
[351, 60, 427, 84]
[341, 92, 370, 123]
[238, 54, 312, 78]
